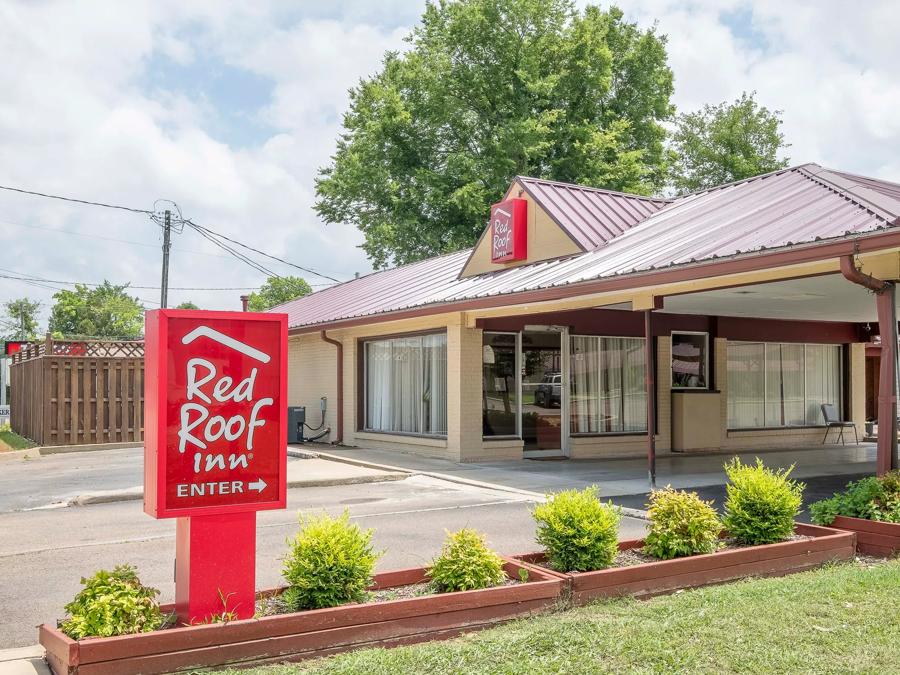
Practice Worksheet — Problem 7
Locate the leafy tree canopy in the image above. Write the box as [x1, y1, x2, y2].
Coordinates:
[316, 0, 674, 267]
[247, 276, 312, 312]
[669, 91, 790, 194]
[48, 282, 144, 339]
[175, 301, 199, 310]
[2, 297, 41, 340]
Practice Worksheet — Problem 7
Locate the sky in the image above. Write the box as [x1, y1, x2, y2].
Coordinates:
[2, 0, 899, 329]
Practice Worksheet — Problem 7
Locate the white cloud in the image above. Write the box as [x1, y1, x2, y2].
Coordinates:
[2, 0, 900, 329]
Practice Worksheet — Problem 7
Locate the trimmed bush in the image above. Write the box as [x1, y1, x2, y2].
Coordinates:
[61, 565, 165, 639]
[281, 510, 381, 611]
[427, 528, 507, 593]
[532, 486, 620, 572]
[810, 470, 900, 525]
[722, 458, 804, 545]
[643, 487, 721, 560]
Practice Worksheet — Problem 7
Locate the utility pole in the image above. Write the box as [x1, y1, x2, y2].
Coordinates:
[161, 209, 171, 308]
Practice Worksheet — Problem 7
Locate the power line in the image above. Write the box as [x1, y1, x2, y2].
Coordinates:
[185, 220, 343, 283]
[0, 183, 152, 214]
[0, 216, 235, 261]
[0, 181, 346, 284]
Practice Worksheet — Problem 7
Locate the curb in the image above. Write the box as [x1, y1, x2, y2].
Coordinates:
[39, 442, 139, 456]
[0, 447, 41, 462]
[65, 472, 410, 507]
[311, 450, 649, 520]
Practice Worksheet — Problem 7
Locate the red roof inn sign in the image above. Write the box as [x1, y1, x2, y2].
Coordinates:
[490, 198, 527, 263]
[144, 309, 287, 623]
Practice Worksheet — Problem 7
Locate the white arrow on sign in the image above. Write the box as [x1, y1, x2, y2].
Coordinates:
[248, 477, 267, 493]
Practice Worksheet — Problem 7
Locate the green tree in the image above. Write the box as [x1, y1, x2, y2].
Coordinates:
[175, 301, 199, 310]
[670, 91, 790, 194]
[247, 276, 312, 312]
[316, 0, 674, 267]
[2, 297, 40, 339]
[48, 282, 144, 339]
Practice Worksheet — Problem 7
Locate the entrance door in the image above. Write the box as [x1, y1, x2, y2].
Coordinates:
[521, 329, 568, 457]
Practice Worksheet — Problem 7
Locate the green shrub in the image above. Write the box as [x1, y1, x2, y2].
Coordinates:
[722, 458, 804, 545]
[60, 565, 165, 639]
[427, 528, 507, 593]
[281, 510, 381, 611]
[643, 487, 721, 560]
[810, 471, 900, 525]
[532, 486, 620, 572]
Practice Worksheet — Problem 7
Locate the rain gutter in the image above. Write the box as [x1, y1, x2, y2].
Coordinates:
[840, 254, 898, 474]
[320, 330, 344, 444]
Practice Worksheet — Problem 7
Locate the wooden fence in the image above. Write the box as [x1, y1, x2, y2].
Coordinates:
[10, 337, 144, 446]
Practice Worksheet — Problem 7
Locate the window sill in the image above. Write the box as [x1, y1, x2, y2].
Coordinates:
[571, 432, 648, 438]
[355, 430, 448, 447]
[727, 425, 828, 432]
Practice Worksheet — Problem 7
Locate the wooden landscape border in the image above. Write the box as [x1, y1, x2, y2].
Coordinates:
[831, 516, 900, 556]
[512, 523, 855, 605]
[39, 558, 563, 675]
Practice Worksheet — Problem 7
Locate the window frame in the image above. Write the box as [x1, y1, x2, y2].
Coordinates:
[726, 340, 844, 430]
[569, 333, 649, 437]
[482, 331, 522, 440]
[359, 329, 449, 439]
[670, 331, 710, 390]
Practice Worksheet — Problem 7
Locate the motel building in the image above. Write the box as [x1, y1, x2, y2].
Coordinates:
[277, 164, 900, 480]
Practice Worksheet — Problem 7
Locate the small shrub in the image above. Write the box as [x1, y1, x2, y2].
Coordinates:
[281, 510, 381, 611]
[532, 486, 620, 572]
[722, 458, 804, 545]
[810, 471, 900, 525]
[427, 528, 506, 593]
[643, 487, 721, 560]
[60, 565, 165, 639]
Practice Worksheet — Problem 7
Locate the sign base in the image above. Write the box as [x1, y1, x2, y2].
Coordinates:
[175, 512, 257, 624]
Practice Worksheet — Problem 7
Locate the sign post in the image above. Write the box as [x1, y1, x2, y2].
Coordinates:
[144, 309, 287, 624]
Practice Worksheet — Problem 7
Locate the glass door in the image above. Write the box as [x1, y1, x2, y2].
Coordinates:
[521, 329, 568, 457]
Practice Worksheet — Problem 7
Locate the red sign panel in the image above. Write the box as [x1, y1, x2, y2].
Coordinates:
[3, 341, 28, 356]
[144, 309, 287, 519]
[490, 198, 527, 263]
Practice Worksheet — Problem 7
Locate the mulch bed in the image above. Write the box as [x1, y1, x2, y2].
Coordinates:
[256, 578, 522, 617]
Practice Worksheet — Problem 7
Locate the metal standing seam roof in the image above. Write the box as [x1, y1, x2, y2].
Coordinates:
[516, 176, 670, 250]
[276, 164, 900, 330]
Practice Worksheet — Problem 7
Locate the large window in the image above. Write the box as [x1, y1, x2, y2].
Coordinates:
[570, 336, 647, 434]
[364, 333, 447, 436]
[727, 342, 842, 429]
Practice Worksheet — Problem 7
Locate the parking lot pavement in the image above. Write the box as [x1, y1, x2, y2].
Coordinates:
[0, 474, 647, 649]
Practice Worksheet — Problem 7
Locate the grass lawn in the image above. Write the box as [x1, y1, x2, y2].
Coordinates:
[229, 559, 899, 675]
[0, 425, 35, 451]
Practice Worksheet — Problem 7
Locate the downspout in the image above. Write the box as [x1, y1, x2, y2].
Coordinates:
[840, 255, 898, 473]
[320, 330, 344, 444]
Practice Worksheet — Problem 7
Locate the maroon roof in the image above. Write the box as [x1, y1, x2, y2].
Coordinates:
[277, 164, 900, 330]
[516, 176, 670, 250]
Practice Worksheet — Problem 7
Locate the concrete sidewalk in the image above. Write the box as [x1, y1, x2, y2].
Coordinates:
[0, 646, 47, 674]
[313, 442, 877, 498]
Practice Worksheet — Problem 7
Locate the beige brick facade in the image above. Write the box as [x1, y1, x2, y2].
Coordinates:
[286, 315, 868, 462]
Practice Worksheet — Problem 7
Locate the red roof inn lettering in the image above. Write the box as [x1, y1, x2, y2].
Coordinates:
[490, 198, 527, 263]
[144, 309, 287, 519]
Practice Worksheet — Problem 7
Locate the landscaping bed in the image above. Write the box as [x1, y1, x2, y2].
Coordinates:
[830, 515, 900, 556]
[39, 558, 563, 675]
[227, 559, 900, 674]
[514, 523, 855, 604]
